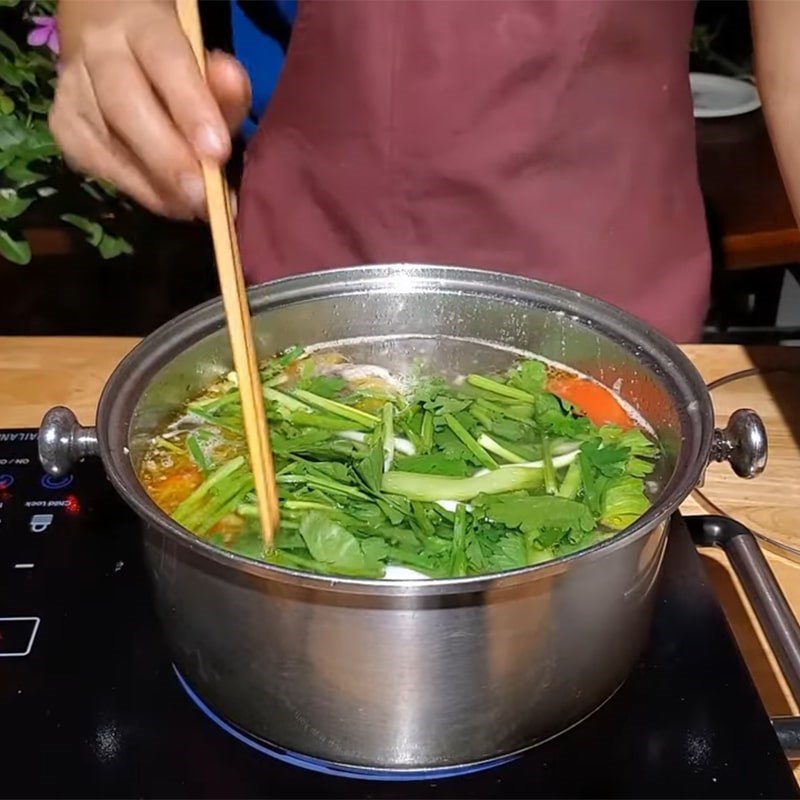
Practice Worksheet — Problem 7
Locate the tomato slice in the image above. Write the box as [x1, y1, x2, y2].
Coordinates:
[546, 375, 633, 429]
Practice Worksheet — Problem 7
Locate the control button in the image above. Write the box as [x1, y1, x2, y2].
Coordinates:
[0, 617, 40, 657]
[0, 474, 13, 490]
[40, 474, 73, 490]
[29, 514, 53, 533]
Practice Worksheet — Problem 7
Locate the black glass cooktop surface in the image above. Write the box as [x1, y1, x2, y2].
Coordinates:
[0, 429, 796, 798]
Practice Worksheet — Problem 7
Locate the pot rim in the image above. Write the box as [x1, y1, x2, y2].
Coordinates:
[97, 263, 713, 596]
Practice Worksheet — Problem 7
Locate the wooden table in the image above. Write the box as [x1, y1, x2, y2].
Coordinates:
[1, 338, 798, 777]
[696, 112, 800, 270]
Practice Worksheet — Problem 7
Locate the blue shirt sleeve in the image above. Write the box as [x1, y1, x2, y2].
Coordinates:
[231, 0, 297, 139]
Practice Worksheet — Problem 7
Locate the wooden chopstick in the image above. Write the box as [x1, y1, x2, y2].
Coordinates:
[175, 0, 280, 545]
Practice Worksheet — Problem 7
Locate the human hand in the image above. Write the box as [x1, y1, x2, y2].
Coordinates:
[50, 0, 251, 220]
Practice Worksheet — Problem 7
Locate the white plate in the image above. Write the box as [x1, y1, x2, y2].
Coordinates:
[690, 72, 761, 118]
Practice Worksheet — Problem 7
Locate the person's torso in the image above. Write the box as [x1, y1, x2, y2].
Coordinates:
[238, 0, 710, 342]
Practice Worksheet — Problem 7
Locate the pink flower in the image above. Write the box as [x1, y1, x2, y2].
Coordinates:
[27, 16, 59, 55]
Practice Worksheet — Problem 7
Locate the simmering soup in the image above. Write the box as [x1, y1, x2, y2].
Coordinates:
[138, 346, 661, 579]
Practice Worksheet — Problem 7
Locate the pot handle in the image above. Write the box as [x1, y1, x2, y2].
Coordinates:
[38, 406, 99, 477]
[709, 408, 768, 479]
[686, 515, 800, 710]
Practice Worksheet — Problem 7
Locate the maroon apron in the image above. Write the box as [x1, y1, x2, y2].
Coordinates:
[238, 0, 710, 342]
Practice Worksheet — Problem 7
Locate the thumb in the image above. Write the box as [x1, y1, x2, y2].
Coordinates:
[206, 50, 252, 133]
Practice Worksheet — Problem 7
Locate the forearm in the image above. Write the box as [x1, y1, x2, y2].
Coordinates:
[751, 0, 800, 224]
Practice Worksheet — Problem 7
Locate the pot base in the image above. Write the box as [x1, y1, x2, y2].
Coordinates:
[174, 666, 520, 781]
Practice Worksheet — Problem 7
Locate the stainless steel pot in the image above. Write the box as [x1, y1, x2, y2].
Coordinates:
[37, 265, 768, 774]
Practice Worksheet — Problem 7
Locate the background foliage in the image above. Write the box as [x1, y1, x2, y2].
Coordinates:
[0, 0, 134, 264]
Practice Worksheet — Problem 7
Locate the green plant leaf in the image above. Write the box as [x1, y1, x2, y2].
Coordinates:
[26, 96, 50, 114]
[12, 124, 53, 150]
[0, 115, 28, 149]
[0, 91, 13, 115]
[13, 123, 58, 160]
[0, 0, 23, 7]
[80, 182, 104, 202]
[23, 50, 54, 70]
[0, 229, 31, 264]
[4, 159, 46, 186]
[0, 30, 22, 55]
[60, 213, 103, 246]
[97, 234, 133, 259]
[298, 512, 383, 577]
[481, 494, 595, 536]
[394, 453, 472, 476]
[17, 142, 59, 161]
[61, 213, 134, 259]
[0, 56, 23, 87]
[14, 63, 37, 87]
[0, 189, 33, 220]
[81, 178, 118, 199]
[96, 179, 118, 197]
[509, 359, 547, 395]
[599, 476, 650, 531]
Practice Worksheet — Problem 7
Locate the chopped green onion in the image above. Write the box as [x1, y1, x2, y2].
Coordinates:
[542, 436, 557, 495]
[264, 387, 312, 413]
[291, 389, 379, 428]
[420, 411, 434, 453]
[476, 433, 526, 464]
[449, 503, 468, 577]
[474, 397, 534, 422]
[471, 405, 493, 429]
[557, 458, 582, 499]
[471, 448, 580, 477]
[240, 499, 335, 518]
[382, 466, 543, 502]
[186, 433, 211, 474]
[382, 402, 395, 471]
[290, 411, 360, 431]
[173, 456, 246, 524]
[188, 390, 241, 413]
[155, 436, 183, 455]
[194, 478, 254, 534]
[276, 473, 370, 500]
[338, 430, 416, 456]
[276, 344, 305, 367]
[284, 499, 336, 511]
[466, 374, 536, 403]
[187, 408, 243, 433]
[444, 414, 497, 471]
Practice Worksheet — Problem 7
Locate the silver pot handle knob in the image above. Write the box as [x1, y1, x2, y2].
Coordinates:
[38, 406, 99, 477]
[710, 408, 768, 479]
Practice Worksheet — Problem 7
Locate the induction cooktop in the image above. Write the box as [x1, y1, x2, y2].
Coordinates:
[0, 429, 797, 798]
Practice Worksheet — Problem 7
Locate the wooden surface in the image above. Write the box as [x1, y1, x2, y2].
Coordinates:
[0, 338, 798, 776]
[696, 112, 800, 270]
[679, 345, 800, 764]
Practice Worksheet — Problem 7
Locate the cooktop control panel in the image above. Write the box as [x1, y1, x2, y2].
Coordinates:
[0, 431, 84, 659]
